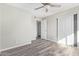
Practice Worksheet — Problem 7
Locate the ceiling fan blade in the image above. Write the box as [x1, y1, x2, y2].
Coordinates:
[41, 3, 49, 5]
[35, 5, 45, 10]
[49, 4, 61, 7]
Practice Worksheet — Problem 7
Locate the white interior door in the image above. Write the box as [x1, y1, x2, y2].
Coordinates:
[41, 19, 47, 39]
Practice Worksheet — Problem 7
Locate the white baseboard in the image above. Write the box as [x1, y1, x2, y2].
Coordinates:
[45, 39, 57, 43]
[0, 41, 31, 52]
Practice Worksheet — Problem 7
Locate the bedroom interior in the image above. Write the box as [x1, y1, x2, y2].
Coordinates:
[0, 3, 79, 56]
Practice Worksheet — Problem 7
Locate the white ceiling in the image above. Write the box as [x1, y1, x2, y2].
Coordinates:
[6, 3, 79, 18]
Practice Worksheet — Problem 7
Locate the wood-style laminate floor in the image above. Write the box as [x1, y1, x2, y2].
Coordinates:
[0, 39, 79, 56]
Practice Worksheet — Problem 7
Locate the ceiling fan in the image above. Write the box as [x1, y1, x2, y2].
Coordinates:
[35, 3, 61, 12]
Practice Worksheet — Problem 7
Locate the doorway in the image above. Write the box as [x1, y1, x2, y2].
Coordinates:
[37, 21, 41, 39]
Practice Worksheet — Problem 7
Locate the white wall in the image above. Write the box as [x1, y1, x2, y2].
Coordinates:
[0, 5, 2, 50]
[47, 16, 57, 42]
[0, 4, 36, 50]
[77, 10, 79, 46]
[47, 6, 79, 46]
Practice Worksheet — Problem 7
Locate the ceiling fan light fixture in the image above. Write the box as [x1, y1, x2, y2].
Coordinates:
[45, 8, 48, 12]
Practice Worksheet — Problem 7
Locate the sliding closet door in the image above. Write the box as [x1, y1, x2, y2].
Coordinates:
[58, 14, 74, 46]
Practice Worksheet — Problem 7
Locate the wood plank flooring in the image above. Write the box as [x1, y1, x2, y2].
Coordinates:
[0, 39, 79, 56]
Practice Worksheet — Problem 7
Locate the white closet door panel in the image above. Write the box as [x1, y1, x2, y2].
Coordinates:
[58, 14, 74, 46]
[66, 14, 74, 46]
